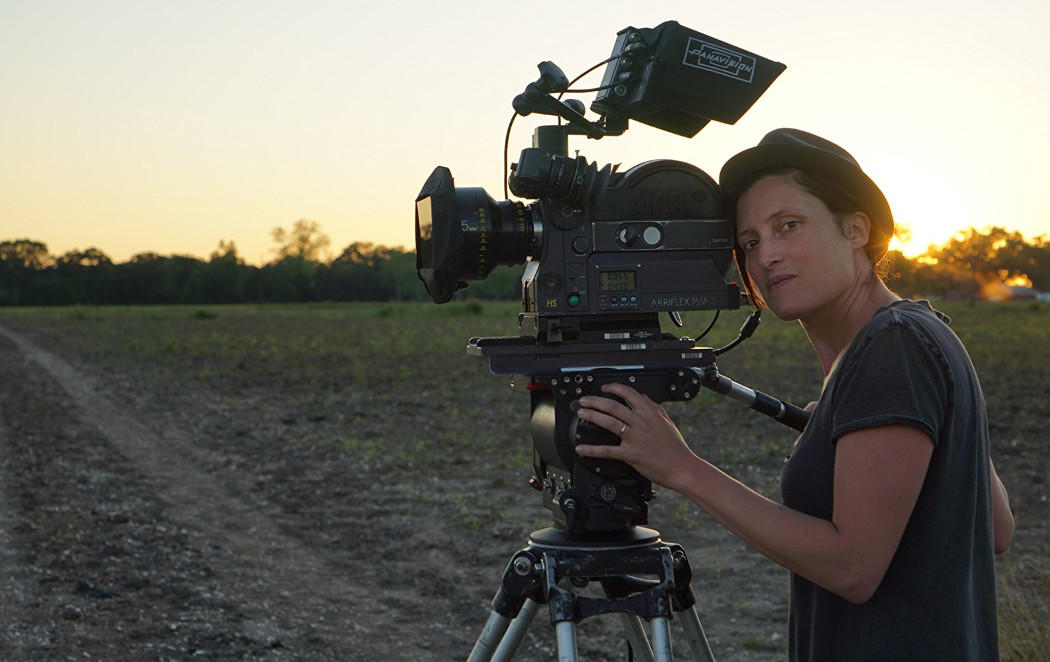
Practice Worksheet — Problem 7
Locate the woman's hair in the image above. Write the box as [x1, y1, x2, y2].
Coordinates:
[731, 167, 893, 309]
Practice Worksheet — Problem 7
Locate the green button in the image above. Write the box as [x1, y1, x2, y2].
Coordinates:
[567, 294, 581, 307]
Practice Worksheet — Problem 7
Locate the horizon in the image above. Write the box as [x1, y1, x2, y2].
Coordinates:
[3, 220, 1046, 269]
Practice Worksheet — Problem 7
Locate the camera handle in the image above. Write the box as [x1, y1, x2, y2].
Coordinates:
[512, 61, 612, 140]
[695, 365, 811, 432]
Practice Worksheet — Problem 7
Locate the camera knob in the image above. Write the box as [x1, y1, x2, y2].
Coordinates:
[616, 226, 639, 247]
[642, 225, 663, 246]
[666, 369, 701, 401]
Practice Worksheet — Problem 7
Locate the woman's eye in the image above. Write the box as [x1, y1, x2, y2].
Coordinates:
[742, 239, 758, 251]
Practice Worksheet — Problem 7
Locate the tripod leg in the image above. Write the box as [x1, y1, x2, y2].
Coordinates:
[467, 609, 513, 662]
[676, 606, 716, 662]
[650, 616, 673, 662]
[554, 620, 579, 662]
[491, 598, 541, 662]
[618, 614, 655, 662]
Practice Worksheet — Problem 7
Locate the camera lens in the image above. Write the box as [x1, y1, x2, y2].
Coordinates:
[415, 166, 537, 303]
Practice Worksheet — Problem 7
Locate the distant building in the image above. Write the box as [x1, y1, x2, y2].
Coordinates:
[1009, 286, 1037, 300]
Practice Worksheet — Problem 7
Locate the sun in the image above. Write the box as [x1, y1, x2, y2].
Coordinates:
[878, 170, 973, 258]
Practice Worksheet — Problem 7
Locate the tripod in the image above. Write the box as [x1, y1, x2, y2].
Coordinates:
[467, 526, 715, 662]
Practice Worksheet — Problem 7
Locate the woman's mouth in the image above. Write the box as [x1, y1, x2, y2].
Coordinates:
[767, 274, 794, 291]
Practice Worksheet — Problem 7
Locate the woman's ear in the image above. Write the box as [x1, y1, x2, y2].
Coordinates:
[843, 211, 872, 249]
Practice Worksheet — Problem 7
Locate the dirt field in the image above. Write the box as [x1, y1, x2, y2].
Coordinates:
[0, 302, 1046, 661]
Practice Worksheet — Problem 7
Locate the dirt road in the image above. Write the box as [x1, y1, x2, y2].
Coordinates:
[0, 323, 434, 659]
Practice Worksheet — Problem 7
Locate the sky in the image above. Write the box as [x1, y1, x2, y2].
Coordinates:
[2, 0, 1048, 265]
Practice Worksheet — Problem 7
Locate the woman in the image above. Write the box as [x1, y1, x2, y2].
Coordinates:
[575, 129, 1014, 661]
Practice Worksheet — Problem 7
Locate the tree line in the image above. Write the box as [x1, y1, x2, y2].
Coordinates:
[885, 226, 1049, 300]
[1, 221, 1048, 306]
[0, 221, 521, 306]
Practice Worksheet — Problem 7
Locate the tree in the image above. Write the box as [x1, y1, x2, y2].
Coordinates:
[926, 227, 1036, 299]
[185, 240, 249, 303]
[334, 242, 392, 266]
[0, 239, 52, 269]
[1015, 236, 1050, 291]
[57, 247, 113, 268]
[319, 242, 395, 301]
[260, 256, 318, 302]
[111, 253, 206, 304]
[52, 248, 115, 304]
[0, 239, 52, 304]
[265, 222, 331, 301]
[210, 239, 241, 263]
[271, 220, 331, 262]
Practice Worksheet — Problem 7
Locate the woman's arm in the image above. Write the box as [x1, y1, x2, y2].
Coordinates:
[989, 459, 1014, 554]
[575, 383, 933, 605]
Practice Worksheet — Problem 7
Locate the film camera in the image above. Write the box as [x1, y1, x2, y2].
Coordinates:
[415, 21, 785, 537]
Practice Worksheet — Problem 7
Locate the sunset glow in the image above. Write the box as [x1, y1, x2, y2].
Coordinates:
[1004, 274, 1034, 289]
[2, 1, 1048, 264]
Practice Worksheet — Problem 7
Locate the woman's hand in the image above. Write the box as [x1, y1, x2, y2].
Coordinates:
[574, 382, 699, 491]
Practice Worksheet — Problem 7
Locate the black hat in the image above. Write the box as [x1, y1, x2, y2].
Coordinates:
[719, 128, 894, 244]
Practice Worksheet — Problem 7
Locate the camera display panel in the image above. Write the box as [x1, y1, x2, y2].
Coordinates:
[599, 270, 635, 291]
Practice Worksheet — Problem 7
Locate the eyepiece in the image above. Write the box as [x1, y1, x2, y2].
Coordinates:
[509, 148, 598, 205]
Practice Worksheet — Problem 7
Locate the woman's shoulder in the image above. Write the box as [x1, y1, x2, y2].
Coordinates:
[872, 299, 950, 330]
[855, 299, 957, 351]
[839, 299, 958, 376]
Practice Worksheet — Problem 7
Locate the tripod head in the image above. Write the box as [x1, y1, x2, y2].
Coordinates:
[471, 334, 713, 536]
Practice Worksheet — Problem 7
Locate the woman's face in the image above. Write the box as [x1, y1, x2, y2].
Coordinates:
[736, 173, 866, 322]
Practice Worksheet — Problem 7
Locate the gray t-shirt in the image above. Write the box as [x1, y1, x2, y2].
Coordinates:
[781, 300, 999, 661]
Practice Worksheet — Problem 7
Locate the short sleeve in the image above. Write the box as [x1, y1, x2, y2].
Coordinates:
[830, 319, 951, 444]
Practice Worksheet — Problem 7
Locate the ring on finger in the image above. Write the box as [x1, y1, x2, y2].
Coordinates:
[619, 422, 628, 434]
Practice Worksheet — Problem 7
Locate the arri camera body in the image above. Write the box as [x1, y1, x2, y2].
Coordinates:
[415, 21, 784, 537]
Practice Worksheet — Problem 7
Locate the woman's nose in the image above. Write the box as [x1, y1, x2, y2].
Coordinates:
[755, 241, 782, 270]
